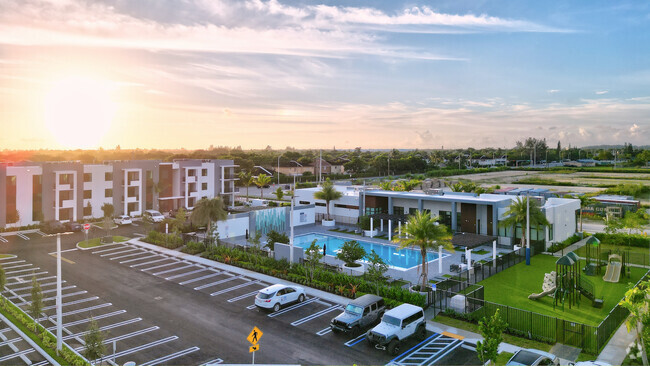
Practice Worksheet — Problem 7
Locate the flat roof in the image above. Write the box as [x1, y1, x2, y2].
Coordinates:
[593, 195, 639, 204]
[366, 190, 512, 204]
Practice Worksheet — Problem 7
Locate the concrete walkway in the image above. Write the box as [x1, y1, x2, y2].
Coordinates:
[596, 319, 637, 365]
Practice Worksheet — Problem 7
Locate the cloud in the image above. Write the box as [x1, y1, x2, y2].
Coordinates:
[595, 90, 609, 95]
[630, 123, 640, 135]
[547, 89, 560, 94]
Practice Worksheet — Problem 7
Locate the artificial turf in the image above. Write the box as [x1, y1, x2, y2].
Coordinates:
[574, 243, 650, 266]
[477, 254, 647, 326]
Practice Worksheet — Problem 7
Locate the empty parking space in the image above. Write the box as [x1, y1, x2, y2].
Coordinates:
[0, 315, 51, 366]
[386, 333, 465, 366]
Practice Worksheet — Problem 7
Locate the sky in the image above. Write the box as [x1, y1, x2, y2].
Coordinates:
[0, 0, 649, 150]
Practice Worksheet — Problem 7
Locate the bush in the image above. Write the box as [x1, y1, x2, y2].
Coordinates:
[594, 232, 650, 248]
[182, 241, 206, 255]
[143, 230, 184, 249]
[547, 234, 583, 253]
[336, 240, 366, 266]
[265, 230, 289, 251]
[357, 216, 379, 231]
[605, 183, 650, 198]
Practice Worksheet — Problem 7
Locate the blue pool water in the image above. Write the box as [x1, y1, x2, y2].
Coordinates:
[293, 233, 445, 270]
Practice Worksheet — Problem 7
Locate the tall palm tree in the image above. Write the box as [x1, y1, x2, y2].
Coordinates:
[255, 174, 272, 199]
[238, 170, 254, 202]
[191, 197, 227, 245]
[499, 196, 549, 254]
[314, 179, 342, 221]
[393, 211, 453, 290]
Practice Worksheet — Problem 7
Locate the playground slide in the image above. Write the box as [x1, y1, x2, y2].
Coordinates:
[528, 287, 556, 300]
[603, 262, 621, 283]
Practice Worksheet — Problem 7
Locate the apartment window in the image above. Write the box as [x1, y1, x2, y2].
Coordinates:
[127, 186, 139, 197]
[127, 171, 139, 183]
[84, 173, 92, 182]
[188, 169, 196, 177]
[408, 207, 418, 215]
[105, 172, 113, 181]
[83, 204, 92, 216]
[202, 169, 208, 177]
[334, 204, 359, 210]
[299, 201, 311, 205]
[202, 182, 208, 190]
[365, 207, 382, 216]
[105, 188, 113, 198]
[32, 175, 43, 221]
[315, 202, 326, 207]
[549, 224, 554, 241]
[83, 190, 92, 199]
[393, 206, 404, 215]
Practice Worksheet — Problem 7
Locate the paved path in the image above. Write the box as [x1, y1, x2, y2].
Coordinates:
[597, 320, 637, 365]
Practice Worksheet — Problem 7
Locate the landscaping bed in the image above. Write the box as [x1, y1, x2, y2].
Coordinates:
[78, 236, 129, 249]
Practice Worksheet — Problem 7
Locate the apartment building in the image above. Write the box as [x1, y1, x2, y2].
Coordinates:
[0, 159, 237, 228]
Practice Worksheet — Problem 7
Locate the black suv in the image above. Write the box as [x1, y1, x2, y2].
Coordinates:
[330, 294, 385, 337]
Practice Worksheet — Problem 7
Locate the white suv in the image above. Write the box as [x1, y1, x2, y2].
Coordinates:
[143, 210, 165, 223]
[366, 304, 426, 355]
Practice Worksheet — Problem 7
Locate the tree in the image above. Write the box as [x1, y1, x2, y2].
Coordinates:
[29, 276, 43, 323]
[619, 280, 650, 366]
[393, 211, 453, 290]
[255, 174, 272, 199]
[336, 240, 366, 267]
[0, 264, 6, 306]
[265, 230, 289, 251]
[304, 239, 323, 281]
[274, 187, 284, 201]
[247, 231, 263, 264]
[314, 179, 343, 221]
[366, 250, 389, 294]
[499, 197, 549, 252]
[605, 214, 624, 234]
[6, 209, 20, 224]
[190, 197, 227, 246]
[83, 317, 106, 361]
[476, 309, 508, 365]
[238, 170, 255, 202]
[101, 203, 114, 218]
[622, 210, 649, 235]
[170, 207, 188, 233]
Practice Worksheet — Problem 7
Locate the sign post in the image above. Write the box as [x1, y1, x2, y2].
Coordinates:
[247, 326, 263, 365]
[84, 223, 90, 244]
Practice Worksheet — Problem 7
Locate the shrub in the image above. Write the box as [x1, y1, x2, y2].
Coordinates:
[265, 230, 289, 251]
[547, 234, 583, 253]
[594, 232, 650, 248]
[182, 241, 206, 255]
[336, 240, 366, 267]
[143, 230, 184, 249]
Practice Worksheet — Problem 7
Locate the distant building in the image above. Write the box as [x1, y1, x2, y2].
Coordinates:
[585, 194, 641, 218]
[275, 158, 345, 177]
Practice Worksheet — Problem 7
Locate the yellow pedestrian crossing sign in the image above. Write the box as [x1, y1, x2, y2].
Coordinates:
[249, 344, 259, 353]
[247, 326, 263, 345]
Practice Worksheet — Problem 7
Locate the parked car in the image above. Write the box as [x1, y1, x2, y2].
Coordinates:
[114, 215, 133, 225]
[366, 303, 426, 355]
[573, 362, 611, 366]
[41, 220, 65, 234]
[143, 210, 165, 223]
[64, 222, 83, 232]
[506, 349, 560, 366]
[254, 284, 305, 312]
[330, 294, 385, 337]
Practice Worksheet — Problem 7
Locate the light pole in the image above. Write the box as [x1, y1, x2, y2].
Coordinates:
[56, 234, 62, 352]
[277, 154, 283, 185]
[289, 174, 297, 265]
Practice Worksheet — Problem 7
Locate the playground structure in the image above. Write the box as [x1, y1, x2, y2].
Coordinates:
[584, 236, 604, 276]
[603, 254, 622, 283]
[553, 252, 599, 310]
[528, 271, 557, 300]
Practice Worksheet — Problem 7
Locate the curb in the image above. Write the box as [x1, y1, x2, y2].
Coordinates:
[0, 313, 61, 366]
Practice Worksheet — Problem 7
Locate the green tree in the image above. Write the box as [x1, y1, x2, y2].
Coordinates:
[622, 210, 649, 235]
[265, 230, 289, 251]
[499, 197, 549, 251]
[274, 187, 284, 201]
[29, 276, 43, 324]
[247, 231, 263, 264]
[6, 209, 20, 224]
[619, 280, 650, 366]
[605, 215, 623, 234]
[366, 250, 389, 294]
[255, 174, 272, 199]
[336, 240, 366, 267]
[170, 207, 188, 233]
[476, 309, 508, 365]
[190, 197, 227, 246]
[393, 211, 453, 290]
[0, 264, 6, 305]
[314, 179, 343, 221]
[304, 239, 323, 282]
[238, 170, 255, 202]
[83, 317, 106, 361]
[101, 203, 114, 218]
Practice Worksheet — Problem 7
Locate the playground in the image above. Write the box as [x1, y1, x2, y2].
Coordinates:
[477, 254, 647, 326]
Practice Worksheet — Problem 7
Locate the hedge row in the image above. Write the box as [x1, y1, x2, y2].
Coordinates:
[0, 298, 88, 365]
[547, 234, 584, 253]
[142, 230, 184, 249]
[594, 232, 650, 248]
[202, 245, 426, 308]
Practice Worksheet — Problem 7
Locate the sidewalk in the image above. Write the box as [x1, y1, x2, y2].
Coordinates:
[596, 319, 636, 365]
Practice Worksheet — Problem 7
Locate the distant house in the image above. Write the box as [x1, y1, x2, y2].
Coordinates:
[310, 158, 345, 175]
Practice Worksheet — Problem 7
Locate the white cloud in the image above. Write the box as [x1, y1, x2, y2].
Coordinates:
[547, 89, 560, 94]
[595, 90, 609, 95]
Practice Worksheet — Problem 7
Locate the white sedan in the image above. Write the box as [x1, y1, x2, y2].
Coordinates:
[114, 215, 133, 225]
[255, 284, 306, 312]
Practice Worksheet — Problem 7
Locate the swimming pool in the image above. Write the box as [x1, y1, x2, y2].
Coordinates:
[293, 233, 447, 271]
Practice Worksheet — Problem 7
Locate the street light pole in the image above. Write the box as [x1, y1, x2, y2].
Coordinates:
[56, 234, 62, 352]
[289, 174, 296, 265]
[277, 154, 281, 185]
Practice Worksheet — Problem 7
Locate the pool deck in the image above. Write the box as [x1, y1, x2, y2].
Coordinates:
[222, 223, 512, 285]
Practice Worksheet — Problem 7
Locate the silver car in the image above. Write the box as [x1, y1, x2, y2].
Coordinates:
[506, 349, 560, 366]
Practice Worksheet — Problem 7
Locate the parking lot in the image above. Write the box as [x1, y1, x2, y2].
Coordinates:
[0, 226, 480, 365]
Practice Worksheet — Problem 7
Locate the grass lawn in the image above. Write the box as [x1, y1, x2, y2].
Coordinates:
[79, 235, 129, 249]
[477, 254, 647, 326]
[473, 249, 490, 255]
[496, 352, 514, 365]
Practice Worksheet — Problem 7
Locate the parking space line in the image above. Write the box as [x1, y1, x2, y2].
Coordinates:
[246, 304, 257, 310]
[10, 280, 66, 292]
[8, 271, 48, 280]
[141, 346, 201, 366]
[386, 333, 441, 366]
[7, 285, 76, 300]
[291, 305, 342, 326]
[344, 333, 367, 347]
[7, 275, 56, 286]
[141, 261, 182, 272]
[316, 327, 332, 336]
[46, 303, 112, 321]
[92, 245, 128, 254]
[268, 297, 319, 317]
[47, 310, 126, 330]
[165, 268, 208, 280]
[36, 230, 47, 236]
[202, 358, 224, 365]
[0, 260, 25, 265]
[95, 336, 178, 363]
[193, 274, 238, 290]
[130, 258, 168, 268]
[120, 253, 160, 264]
[100, 248, 139, 257]
[0, 236, 8, 243]
[0, 348, 35, 362]
[2, 263, 33, 270]
[43, 296, 99, 311]
[16, 290, 87, 306]
[152, 264, 195, 276]
[5, 267, 40, 275]
[210, 280, 259, 296]
[63, 318, 142, 340]
[227, 291, 259, 302]
[179, 271, 222, 285]
[110, 251, 148, 261]
[16, 232, 30, 240]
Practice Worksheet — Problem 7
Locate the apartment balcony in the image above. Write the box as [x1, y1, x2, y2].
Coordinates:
[59, 199, 76, 209]
[186, 176, 197, 184]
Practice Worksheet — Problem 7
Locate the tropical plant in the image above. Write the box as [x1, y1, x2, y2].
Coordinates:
[314, 178, 343, 221]
[29, 276, 43, 324]
[393, 211, 453, 290]
[255, 174, 272, 199]
[101, 203, 114, 218]
[274, 187, 284, 200]
[619, 280, 650, 366]
[190, 197, 227, 246]
[170, 207, 188, 233]
[304, 239, 323, 281]
[238, 170, 255, 202]
[247, 231, 263, 264]
[83, 317, 106, 361]
[265, 230, 289, 251]
[476, 309, 508, 365]
[336, 240, 366, 267]
[0, 264, 6, 305]
[498, 196, 549, 250]
[366, 250, 389, 294]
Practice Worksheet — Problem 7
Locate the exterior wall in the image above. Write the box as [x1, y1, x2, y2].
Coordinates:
[40, 162, 84, 223]
[276, 166, 313, 176]
[215, 213, 250, 239]
[109, 160, 160, 217]
[0, 164, 6, 227]
[83, 164, 113, 218]
[295, 187, 359, 225]
[293, 205, 316, 226]
[544, 197, 580, 248]
[5, 165, 43, 226]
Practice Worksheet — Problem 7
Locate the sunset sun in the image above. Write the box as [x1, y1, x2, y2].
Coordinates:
[43, 76, 116, 148]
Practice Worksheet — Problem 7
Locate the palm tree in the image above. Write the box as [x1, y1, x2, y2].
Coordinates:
[393, 211, 453, 290]
[499, 196, 549, 255]
[314, 179, 343, 221]
[191, 197, 227, 246]
[255, 174, 272, 199]
[238, 170, 254, 202]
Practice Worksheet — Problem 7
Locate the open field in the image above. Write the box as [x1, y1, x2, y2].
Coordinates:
[477, 254, 647, 326]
